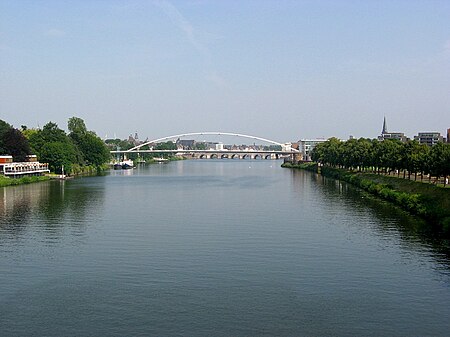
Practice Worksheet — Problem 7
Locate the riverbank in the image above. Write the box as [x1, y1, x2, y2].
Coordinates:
[144, 156, 185, 164]
[0, 175, 50, 187]
[282, 162, 450, 234]
[0, 163, 110, 187]
[72, 163, 110, 175]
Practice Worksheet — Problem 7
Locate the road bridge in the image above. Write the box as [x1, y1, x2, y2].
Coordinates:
[110, 131, 301, 160]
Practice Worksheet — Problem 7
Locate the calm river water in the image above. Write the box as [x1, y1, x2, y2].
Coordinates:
[1, 160, 450, 336]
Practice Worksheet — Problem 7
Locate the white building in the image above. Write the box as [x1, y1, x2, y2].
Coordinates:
[414, 132, 444, 146]
[298, 139, 327, 161]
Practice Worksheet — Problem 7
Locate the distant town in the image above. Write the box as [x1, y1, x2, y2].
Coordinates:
[0, 116, 449, 179]
[106, 117, 450, 162]
[294, 118, 450, 162]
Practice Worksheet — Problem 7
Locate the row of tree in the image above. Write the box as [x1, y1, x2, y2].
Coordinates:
[0, 117, 110, 174]
[311, 138, 450, 183]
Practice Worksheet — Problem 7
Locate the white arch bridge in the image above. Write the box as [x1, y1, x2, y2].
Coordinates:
[110, 131, 300, 160]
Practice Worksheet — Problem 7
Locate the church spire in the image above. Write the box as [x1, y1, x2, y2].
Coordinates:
[382, 116, 388, 134]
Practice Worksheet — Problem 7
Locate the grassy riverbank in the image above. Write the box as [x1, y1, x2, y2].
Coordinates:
[0, 164, 109, 188]
[282, 162, 450, 234]
[0, 175, 50, 187]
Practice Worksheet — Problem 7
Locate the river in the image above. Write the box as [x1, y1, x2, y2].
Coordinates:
[1, 160, 449, 336]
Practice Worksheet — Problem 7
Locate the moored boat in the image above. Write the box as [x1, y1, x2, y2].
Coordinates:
[121, 159, 134, 169]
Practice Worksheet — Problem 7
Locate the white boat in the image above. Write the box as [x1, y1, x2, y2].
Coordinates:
[121, 159, 134, 169]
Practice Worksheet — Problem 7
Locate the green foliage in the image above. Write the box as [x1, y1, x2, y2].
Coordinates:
[429, 142, 450, 179]
[0, 175, 49, 187]
[68, 116, 87, 135]
[28, 121, 81, 174]
[194, 142, 207, 150]
[21, 128, 38, 140]
[0, 119, 13, 154]
[311, 138, 450, 181]
[151, 141, 177, 158]
[154, 141, 177, 151]
[79, 132, 110, 166]
[40, 141, 77, 174]
[0, 119, 32, 160]
[105, 138, 134, 150]
[69, 117, 110, 167]
[1, 127, 31, 161]
[21, 118, 110, 175]
[281, 162, 317, 171]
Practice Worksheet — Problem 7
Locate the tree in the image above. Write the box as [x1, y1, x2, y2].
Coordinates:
[311, 142, 325, 164]
[153, 141, 177, 158]
[28, 121, 82, 173]
[0, 119, 13, 154]
[41, 122, 70, 143]
[324, 137, 342, 168]
[68, 117, 110, 166]
[155, 141, 177, 150]
[194, 142, 206, 150]
[22, 128, 38, 140]
[68, 117, 87, 135]
[76, 132, 110, 166]
[429, 143, 450, 185]
[40, 141, 77, 174]
[2, 128, 31, 161]
[402, 141, 428, 180]
[378, 139, 402, 174]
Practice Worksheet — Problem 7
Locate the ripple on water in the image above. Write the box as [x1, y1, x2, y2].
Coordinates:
[1, 162, 450, 336]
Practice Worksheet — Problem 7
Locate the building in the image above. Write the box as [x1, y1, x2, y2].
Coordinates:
[298, 139, 327, 161]
[380, 132, 408, 141]
[414, 132, 444, 146]
[0, 155, 49, 177]
[0, 155, 13, 172]
[378, 117, 408, 142]
[176, 139, 195, 149]
[290, 142, 299, 151]
[447, 128, 450, 143]
[204, 142, 218, 150]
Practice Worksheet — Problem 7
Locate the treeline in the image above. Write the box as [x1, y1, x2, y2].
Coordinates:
[311, 138, 450, 184]
[0, 117, 110, 174]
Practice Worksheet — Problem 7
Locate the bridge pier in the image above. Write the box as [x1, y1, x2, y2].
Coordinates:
[190, 152, 286, 160]
[112, 149, 298, 160]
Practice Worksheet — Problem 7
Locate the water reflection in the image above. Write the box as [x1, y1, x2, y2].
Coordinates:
[288, 169, 450, 270]
[0, 178, 105, 244]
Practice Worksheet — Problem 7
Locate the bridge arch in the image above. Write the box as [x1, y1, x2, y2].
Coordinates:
[126, 131, 299, 152]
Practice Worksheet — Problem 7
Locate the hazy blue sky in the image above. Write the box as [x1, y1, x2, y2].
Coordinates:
[1, 0, 449, 142]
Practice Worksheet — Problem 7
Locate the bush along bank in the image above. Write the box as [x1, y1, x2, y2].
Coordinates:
[281, 161, 317, 171]
[0, 175, 50, 187]
[282, 163, 450, 235]
[71, 163, 110, 176]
